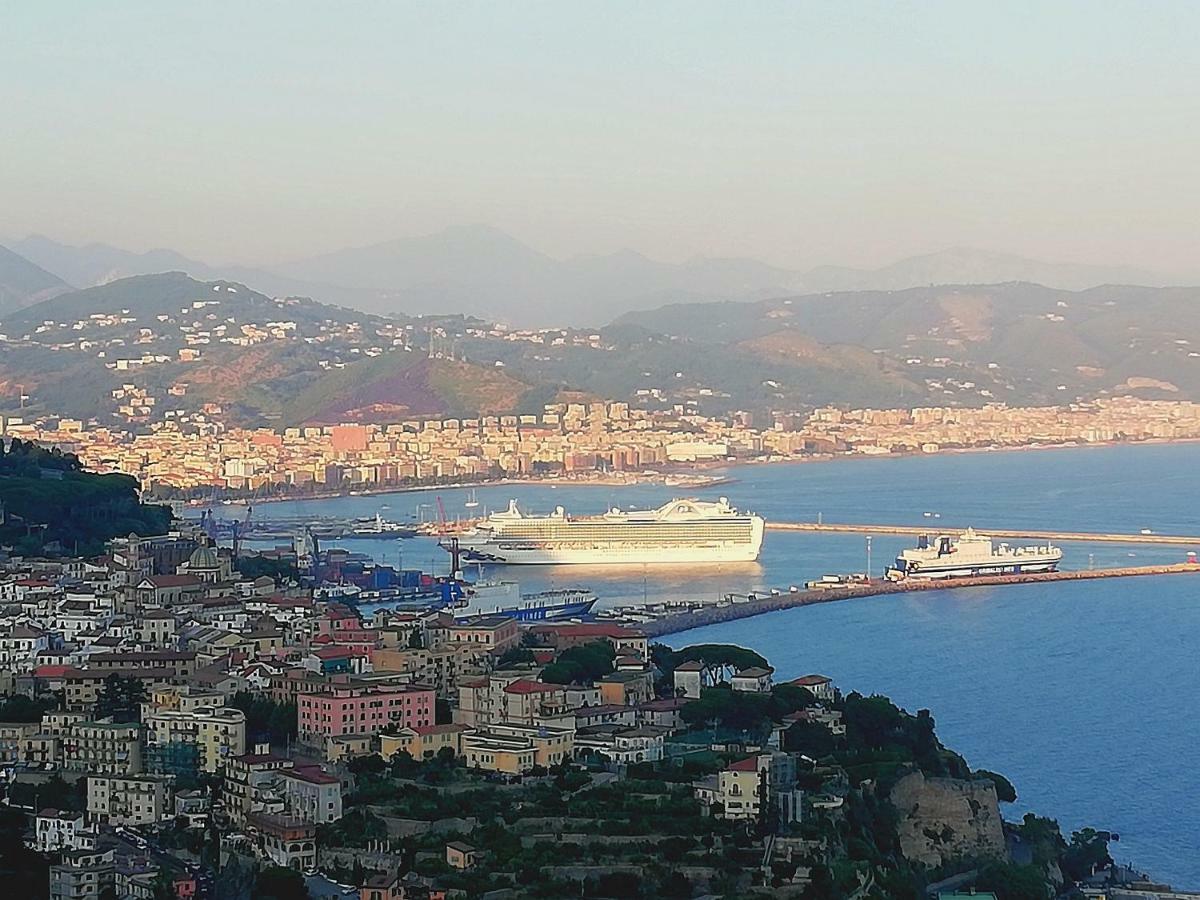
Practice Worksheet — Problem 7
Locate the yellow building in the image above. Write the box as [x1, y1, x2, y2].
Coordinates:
[379, 724, 469, 761]
[144, 706, 246, 773]
[460, 723, 573, 774]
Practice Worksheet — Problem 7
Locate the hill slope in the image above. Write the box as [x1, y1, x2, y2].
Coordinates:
[616, 282, 1200, 405]
[0, 244, 73, 315]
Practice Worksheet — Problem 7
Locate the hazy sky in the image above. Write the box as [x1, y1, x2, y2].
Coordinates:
[3, 2, 1198, 272]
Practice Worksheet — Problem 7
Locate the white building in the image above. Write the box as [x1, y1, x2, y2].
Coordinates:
[35, 809, 85, 852]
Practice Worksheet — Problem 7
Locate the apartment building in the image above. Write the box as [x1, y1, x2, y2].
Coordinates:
[87, 774, 171, 826]
[297, 680, 435, 749]
[144, 705, 246, 774]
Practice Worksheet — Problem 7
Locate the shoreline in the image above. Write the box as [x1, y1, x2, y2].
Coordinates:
[159, 434, 1200, 508]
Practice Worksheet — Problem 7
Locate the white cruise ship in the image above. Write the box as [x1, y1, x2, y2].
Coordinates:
[885, 528, 1063, 580]
[456, 497, 765, 565]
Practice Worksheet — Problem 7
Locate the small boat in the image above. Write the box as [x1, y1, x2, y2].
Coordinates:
[465, 489, 479, 510]
[1140, 528, 1153, 535]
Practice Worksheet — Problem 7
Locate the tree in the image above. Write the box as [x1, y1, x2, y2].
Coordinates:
[657, 871, 692, 898]
[539, 641, 615, 684]
[0, 807, 49, 898]
[680, 685, 775, 731]
[94, 674, 147, 724]
[0, 694, 56, 723]
[229, 692, 297, 744]
[783, 720, 837, 758]
[974, 861, 1052, 900]
[254, 865, 310, 900]
[651, 642, 769, 680]
[496, 646, 535, 668]
[407, 628, 424, 649]
[1062, 828, 1112, 881]
[975, 769, 1017, 803]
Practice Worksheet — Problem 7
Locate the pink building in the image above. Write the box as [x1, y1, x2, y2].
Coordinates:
[298, 681, 436, 747]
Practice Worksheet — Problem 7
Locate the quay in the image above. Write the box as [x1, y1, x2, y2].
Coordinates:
[767, 521, 1200, 546]
[636, 563, 1200, 638]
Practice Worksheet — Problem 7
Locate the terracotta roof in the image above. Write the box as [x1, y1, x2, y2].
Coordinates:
[727, 756, 759, 773]
[504, 679, 562, 694]
[791, 674, 832, 686]
[34, 665, 79, 678]
[284, 766, 340, 786]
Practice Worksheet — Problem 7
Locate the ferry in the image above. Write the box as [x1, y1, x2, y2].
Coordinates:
[885, 528, 1063, 580]
[454, 497, 765, 565]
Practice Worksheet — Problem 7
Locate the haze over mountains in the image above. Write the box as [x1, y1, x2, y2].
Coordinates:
[3, 226, 1183, 326]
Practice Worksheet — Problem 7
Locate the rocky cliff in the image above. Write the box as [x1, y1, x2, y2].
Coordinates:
[889, 771, 1007, 867]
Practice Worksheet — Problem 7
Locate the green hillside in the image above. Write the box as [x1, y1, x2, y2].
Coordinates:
[0, 439, 171, 555]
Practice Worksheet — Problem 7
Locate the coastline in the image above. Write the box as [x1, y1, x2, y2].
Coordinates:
[165, 434, 1200, 508]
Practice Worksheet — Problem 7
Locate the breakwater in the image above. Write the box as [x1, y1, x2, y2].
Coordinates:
[767, 522, 1200, 546]
[637, 563, 1200, 638]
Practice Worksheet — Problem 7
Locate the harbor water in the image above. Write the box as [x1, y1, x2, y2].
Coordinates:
[245, 441, 1200, 884]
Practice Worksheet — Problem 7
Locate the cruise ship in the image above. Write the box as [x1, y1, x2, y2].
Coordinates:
[885, 528, 1063, 580]
[456, 497, 765, 565]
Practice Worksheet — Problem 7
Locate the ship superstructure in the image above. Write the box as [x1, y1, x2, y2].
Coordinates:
[456, 497, 765, 565]
[885, 528, 1062, 580]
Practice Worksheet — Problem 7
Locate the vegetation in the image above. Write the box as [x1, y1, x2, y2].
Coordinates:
[0, 694, 57, 723]
[649, 642, 769, 680]
[0, 808, 49, 899]
[0, 439, 171, 555]
[539, 640, 615, 684]
[496, 646, 536, 668]
[94, 674, 148, 724]
[235, 555, 298, 582]
[228, 692, 297, 744]
[253, 865, 310, 900]
[679, 683, 814, 732]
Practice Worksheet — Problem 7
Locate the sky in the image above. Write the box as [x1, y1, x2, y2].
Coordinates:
[2, 1, 1199, 273]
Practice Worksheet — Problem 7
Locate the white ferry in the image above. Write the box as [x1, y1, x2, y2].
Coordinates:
[885, 528, 1063, 580]
[455, 497, 765, 565]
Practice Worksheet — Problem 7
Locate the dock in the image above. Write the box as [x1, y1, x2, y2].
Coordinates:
[635, 563, 1200, 638]
[767, 522, 1200, 546]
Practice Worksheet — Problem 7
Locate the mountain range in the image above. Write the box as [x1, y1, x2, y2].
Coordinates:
[4, 268, 1200, 430]
[0, 244, 73, 315]
[4, 227, 1184, 326]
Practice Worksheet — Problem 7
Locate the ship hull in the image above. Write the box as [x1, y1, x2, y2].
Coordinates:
[465, 596, 598, 621]
[885, 558, 1061, 580]
[458, 539, 763, 565]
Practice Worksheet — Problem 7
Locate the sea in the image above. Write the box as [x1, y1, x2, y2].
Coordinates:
[238, 442, 1200, 885]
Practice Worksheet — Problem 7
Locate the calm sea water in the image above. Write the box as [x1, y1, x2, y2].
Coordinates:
[245, 442, 1200, 884]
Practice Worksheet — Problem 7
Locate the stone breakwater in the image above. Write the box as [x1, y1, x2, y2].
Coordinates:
[638, 564, 1200, 638]
[767, 521, 1200, 545]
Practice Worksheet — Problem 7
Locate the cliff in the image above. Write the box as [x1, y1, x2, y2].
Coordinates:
[889, 770, 1007, 867]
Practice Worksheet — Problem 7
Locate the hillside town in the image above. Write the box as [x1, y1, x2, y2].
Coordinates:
[0, 516, 1179, 900]
[3, 397, 1199, 498]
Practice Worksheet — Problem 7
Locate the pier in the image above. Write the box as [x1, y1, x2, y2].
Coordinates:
[767, 521, 1200, 546]
[635, 563, 1200, 638]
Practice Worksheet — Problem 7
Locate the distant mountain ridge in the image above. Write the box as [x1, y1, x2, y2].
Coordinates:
[10, 228, 1186, 326]
[6, 270, 1200, 427]
[0, 243, 74, 315]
